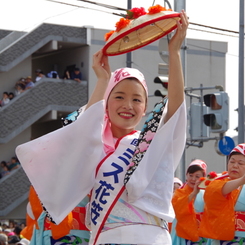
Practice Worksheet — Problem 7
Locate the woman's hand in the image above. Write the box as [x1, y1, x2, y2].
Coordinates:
[86, 50, 111, 110]
[92, 50, 111, 82]
[164, 10, 188, 122]
[169, 10, 189, 53]
[188, 179, 201, 202]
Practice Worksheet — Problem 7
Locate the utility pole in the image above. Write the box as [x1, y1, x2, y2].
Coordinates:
[126, 0, 132, 68]
[174, 0, 186, 182]
[238, 0, 244, 143]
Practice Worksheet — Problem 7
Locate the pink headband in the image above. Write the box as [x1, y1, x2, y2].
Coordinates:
[104, 67, 148, 101]
[103, 67, 148, 154]
[187, 159, 207, 174]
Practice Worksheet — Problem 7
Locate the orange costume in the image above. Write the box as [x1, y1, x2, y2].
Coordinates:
[199, 178, 243, 241]
[171, 184, 206, 243]
[21, 186, 90, 244]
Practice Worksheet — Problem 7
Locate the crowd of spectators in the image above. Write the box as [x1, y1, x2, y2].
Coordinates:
[0, 157, 20, 179]
[0, 76, 35, 108]
[0, 66, 82, 108]
[0, 221, 29, 245]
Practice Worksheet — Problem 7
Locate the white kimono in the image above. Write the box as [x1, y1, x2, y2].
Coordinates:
[16, 99, 186, 245]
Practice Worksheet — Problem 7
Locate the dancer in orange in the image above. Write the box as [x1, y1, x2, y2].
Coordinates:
[171, 159, 209, 244]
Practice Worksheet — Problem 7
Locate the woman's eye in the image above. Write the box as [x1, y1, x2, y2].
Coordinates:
[134, 98, 141, 102]
[116, 96, 123, 99]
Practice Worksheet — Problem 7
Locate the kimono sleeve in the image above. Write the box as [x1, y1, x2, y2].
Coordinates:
[126, 101, 186, 221]
[199, 179, 236, 240]
[172, 188, 199, 242]
[16, 101, 105, 224]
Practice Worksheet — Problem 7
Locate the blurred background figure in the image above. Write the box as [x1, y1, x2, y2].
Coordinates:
[0, 233, 8, 245]
[16, 238, 30, 245]
[70, 67, 82, 83]
[173, 177, 183, 192]
[24, 77, 34, 90]
[47, 71, 59, 79]
[35, 69, 46, 82]
[0, 92, 10, 107]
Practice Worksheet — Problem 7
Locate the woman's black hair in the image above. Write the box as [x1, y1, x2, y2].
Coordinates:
[186, 165, 205, 176]
[227, 151, 243, 162]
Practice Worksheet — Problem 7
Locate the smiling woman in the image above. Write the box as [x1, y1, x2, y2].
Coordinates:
[107, 77, 147, 138]
[16, 10, 188, 245]
[199, 143, 245, 244]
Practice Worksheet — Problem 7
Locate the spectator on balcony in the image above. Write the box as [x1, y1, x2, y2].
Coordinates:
[15, 83, 25, 95]
[0, 92, 10, 107]
[8, 92, 15, 100]
[0, 161, 10, 177]
[63, 69, 71, 79]
[8, 157, 20, 171]
[70, 67, 82, 83]
[35, 69, 46, 82]
[16, 78, 26, 86]
[24, 77, 35, 90]
[47, 71, 59, 79]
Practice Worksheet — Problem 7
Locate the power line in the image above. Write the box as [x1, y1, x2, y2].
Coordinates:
[189, 22, 239, 35]
[45, 0, 241, 38]
[76, 0, 127, 11]
[46, 0, 122, 16]
[188, 43, 239, 58]
[189, 27, 239, 38]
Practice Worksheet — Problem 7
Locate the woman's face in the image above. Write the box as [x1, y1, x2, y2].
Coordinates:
[186, 170, 204, 189]
[107, 79, 147, 138]
[228, 154, 245, 179]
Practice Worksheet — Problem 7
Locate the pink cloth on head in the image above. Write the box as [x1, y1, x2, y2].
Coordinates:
[102, 67, 148, 154]
[187, 159, 207, 175]
[229, 143, 245, 156]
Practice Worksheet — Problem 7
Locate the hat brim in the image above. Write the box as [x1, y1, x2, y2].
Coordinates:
[103, 12, 180, 56]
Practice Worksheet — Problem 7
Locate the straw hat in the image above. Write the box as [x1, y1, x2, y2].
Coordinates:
[103, 5, 180, 56]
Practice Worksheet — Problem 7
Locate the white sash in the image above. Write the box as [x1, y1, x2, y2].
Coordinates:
[89, 131, 139, 245]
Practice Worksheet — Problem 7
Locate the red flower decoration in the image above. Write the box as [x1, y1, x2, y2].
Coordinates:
[148, 4, 171, 15]
[208, 171, 218, 179]
[104, 30, 115, 41]
[126, 7, 146, 19]
[205, 180, 211, 186]
[115, 18, 131, 32]
[199, 177, 205, 181]
[222, 171, 228, 175]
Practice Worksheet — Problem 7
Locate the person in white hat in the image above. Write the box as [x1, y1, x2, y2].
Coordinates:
[199, 143, 245, 244]
[16, 238, 30, 245]
[0, 233, 8, 245]
[16, 7, 188, 245]
[171, 159, 209, 244]
[173, 177, 183, 192]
